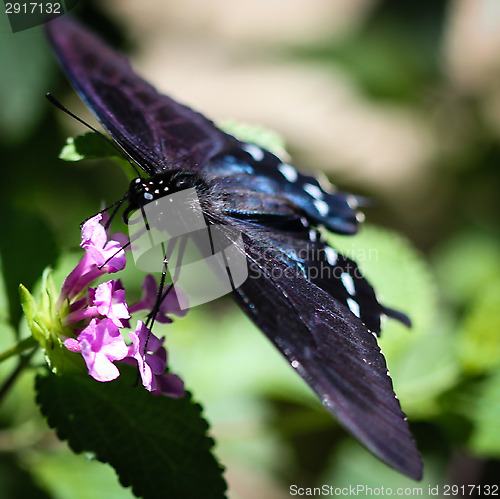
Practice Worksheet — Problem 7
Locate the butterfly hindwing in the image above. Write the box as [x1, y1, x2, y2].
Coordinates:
[207, 150, 361, 235]
[226, 212, 409, 334]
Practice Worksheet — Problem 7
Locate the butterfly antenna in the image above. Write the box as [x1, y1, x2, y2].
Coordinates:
[79, 195, 129, 229]
[46, 93, 143, 178]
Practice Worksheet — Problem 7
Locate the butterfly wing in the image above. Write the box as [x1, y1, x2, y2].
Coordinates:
[229, 223, 422, 480]
[46, 16, 239, 175]
[47, 16, 362, 236]
[47, 17, 421, 479]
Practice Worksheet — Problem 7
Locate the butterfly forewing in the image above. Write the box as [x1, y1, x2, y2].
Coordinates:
[233, 231, 422, 479]
[46, 17, 239, 174]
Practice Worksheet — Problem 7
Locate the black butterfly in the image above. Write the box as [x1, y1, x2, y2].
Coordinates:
[46, 17, 422, 480]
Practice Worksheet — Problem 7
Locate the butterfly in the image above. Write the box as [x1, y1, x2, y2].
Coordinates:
[46, 16, 422, 480]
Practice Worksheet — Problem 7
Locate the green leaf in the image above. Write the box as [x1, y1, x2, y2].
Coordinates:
[19, 284, 38, 328]
[59, 133, 119, 161]
[329, 224, 436, 341]
[386, 324, 460, 418]
[0, 207, 58, 326]
[35, 368, 227, 499]
[320, 439, 445, 492]
[433, 231, 500, 306]
[328, 225, 455, 418]
[457, 283, 500, 374]
[59, 133, 136, 178]
[28, 449, 136, 499]
[0, 26, 54, 143]
[219, 120, 289, 158]
[468, 371, 500, 457]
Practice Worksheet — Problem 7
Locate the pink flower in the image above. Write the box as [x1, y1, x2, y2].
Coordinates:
[129, 275, 187, 323]
[54, 214, 185, 396]
[80, 214, 126, 272]
[92, 281, 130, 327]
[126, 321, 167, 391]
[65, 318, 128, 382]
[151, 373, 185, 398]
[59, 214, 126, 303]
[63, 280, 130, 327]
[124, 321, 184, 397]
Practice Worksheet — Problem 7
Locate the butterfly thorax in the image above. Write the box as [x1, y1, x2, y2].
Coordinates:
[126, 171, 208, 208]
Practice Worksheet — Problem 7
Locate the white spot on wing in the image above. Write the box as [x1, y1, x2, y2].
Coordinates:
[309, 229, 317, 242]
[325, 246, 338, 265]
[317, 171, 336, 193]
[296, 262, 307, 277]
[346, 195, 359, 209]
[303, 183, 324, 200]
[347, 298, 360, 318]
[278, 163, 298, 182]
[314, 199, 329, 217]
[341, 272, 356, 296]
[243, 143, 265, 162]
[380, 313, 387, 329]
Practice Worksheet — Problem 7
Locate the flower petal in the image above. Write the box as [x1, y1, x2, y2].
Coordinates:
[129, 275, 187, 323]
[92, 281, 130, 327]
[69, 318, 128, 382]
[152, 373, 185, 398]
[126, 321, 168, 391]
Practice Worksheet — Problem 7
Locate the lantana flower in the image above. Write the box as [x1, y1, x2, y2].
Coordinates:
[65, 318, 128, 382]
[20, 214, 185, 398]
[124, 321, 183, 395]
[129, 274, 188, 323]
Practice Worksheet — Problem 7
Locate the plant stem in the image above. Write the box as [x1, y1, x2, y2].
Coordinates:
[0, 347, 38, 405]
[0, 336, 38, 363]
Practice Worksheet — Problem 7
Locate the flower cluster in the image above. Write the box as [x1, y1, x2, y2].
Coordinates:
[25, 214, 185, 398]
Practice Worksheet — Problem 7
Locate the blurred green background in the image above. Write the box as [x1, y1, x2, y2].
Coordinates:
[1, 0, 500, 497]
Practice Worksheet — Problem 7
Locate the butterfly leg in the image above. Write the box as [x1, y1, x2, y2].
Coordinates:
[144, 233, 188, 346]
